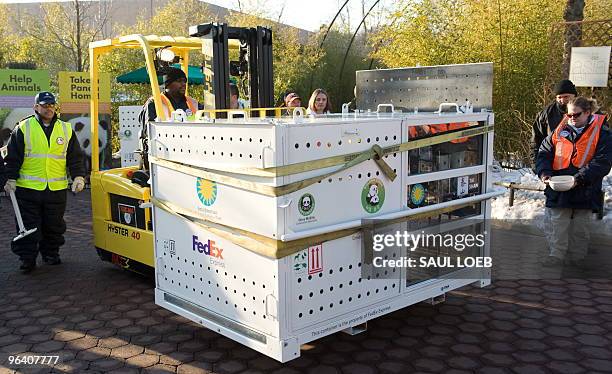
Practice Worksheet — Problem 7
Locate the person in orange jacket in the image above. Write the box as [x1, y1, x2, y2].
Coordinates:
[536, 96, 611, 267]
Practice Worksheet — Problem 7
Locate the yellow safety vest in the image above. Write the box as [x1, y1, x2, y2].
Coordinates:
[16, 116, 73, 191]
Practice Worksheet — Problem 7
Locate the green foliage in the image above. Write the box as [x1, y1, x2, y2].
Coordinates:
[371, 0, 565, 162]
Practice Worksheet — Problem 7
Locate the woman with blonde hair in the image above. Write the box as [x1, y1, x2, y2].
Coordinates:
[306, 88, 331, 116]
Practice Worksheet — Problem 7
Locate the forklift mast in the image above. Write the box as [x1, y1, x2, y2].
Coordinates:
[189, 23, 274, 113]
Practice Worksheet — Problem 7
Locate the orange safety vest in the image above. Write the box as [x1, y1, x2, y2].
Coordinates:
[447, 122, 470, 143]
[159, 93, 199, 120]
[551, 114, 605, 170]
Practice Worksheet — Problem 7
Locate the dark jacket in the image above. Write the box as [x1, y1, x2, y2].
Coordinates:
[0, 152, 6, 191]
[532, 101, 565, 166]
[4, 113, 86, 183]
[536, 115, 611, 210]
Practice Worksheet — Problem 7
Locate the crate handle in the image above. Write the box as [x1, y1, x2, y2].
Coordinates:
[265, 294, 278, 319]
[376, 103, 395, 113]
[278, 199, 292, 208]
[292, 107, 304, 123]
[435, 102, 461, 114]
[228, 110, 248, 120]
[261, 146, 274, 168]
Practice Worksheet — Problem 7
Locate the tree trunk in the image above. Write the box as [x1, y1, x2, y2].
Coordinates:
[562, 0, 585, 78]
[73, 0, 83, 71]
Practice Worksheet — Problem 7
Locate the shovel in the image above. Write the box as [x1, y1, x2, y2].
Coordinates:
[7, 189, 37, 241]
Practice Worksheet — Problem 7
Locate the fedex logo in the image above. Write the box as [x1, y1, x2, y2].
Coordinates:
[192, 235, 224, 259]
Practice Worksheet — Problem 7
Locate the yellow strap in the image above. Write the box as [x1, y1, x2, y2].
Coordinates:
[150, 142, 398, 197]
[150, 125, 493, 197]
[194, 124, 494, 178]
[151, 196, 477, 259]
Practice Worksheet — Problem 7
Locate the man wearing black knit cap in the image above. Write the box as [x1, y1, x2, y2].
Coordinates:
[531, 79, 578, 166]
[139, 67, 203, 128]
[138, 67, 203, 168]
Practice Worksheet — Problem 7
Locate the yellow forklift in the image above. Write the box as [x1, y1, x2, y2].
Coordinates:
[89, 24, 274, 274]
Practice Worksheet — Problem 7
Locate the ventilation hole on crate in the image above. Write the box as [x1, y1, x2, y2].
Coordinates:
[385, 136, 389, 141]
[243, 293, 246, 298]
[327, 142, 332, 148]
[226, 301, 228, 304]
[263, 315, 266, 319]
[358, 294, 362, 299]
[306, 142, 310, 148]
[192, 288, 195, 292]
[319, 289, 324, 294]
[349, 265, 353, 269]
[230, 153, 233, 157]
[297, 278, 302, 283]
[384, 286, 388, 291]
[309, 292, 313, 298]
[349, 280, 353, 286]
[319, 273, 323, 278]
[308, 275, 312, 280]
[358, 173, 362, 179]
[393, 135, 397, 140]
[338, 140, 342, 146]
[367, 291, 371, 296]
[178, 282, 181, 286]
[376, 289, 379, 294]
[309, 310, 313, 315]
[212, 151, 215, 155]
[392, 283, 396, 288]
[234, 275, 237, 279]
[329, 286, 334, 291]
[234, 304, 237, 308]
[249, 154, 253, 158]
[358, 262, 362, 267]
[295, 143, 299, 149]
[249, 138, 252, 142]
[367, 172, 371, 178]
[339, 283, 343, 288]
[165, 277, 167, 281]
[329, 269, 333, 275]
[349, 297, 353, 302]
[319, 306, 324, 311]
[212, 136, 214, 140]
[263, 284, 266, 289]
[339, 300, 343, 304]
[200, 291, 203, 295]
[243, 278, 246, 282]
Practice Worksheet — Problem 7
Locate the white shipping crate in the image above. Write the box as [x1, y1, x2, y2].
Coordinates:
[152, 112, 496, 362]
[154, 205, 488, 362]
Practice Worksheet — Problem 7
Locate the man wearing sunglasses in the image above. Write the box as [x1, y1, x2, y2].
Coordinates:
[4, 92, 86, 273]
[532, 79, 577, 168]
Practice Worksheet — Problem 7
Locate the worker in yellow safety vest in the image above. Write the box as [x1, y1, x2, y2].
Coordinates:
[4, 92, 86, 273]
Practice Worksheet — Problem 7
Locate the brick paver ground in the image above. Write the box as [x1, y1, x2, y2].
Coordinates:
[1, 191, 611, 373]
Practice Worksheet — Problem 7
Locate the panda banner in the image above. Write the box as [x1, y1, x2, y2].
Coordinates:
[0, 69, 50, 148]
[58, 71, 113, 171]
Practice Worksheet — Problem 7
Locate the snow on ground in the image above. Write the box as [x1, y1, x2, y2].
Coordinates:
[490, 163, 612, 232]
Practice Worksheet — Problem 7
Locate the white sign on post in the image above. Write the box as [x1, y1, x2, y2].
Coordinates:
[569, 46, 611, 87]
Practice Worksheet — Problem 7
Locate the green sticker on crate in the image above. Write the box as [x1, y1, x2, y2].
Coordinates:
[361, 178, 385, 214]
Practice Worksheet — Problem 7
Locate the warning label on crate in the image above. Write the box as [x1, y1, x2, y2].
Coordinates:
[308, 244, 323, 274]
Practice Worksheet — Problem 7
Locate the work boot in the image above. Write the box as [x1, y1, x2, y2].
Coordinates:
[542, 256, 563, 267]
[42, 255, 62, 265]
[19, 260, 36, 274]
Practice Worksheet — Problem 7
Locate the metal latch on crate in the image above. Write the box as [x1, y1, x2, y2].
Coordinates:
[265, 294, 278, 319]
